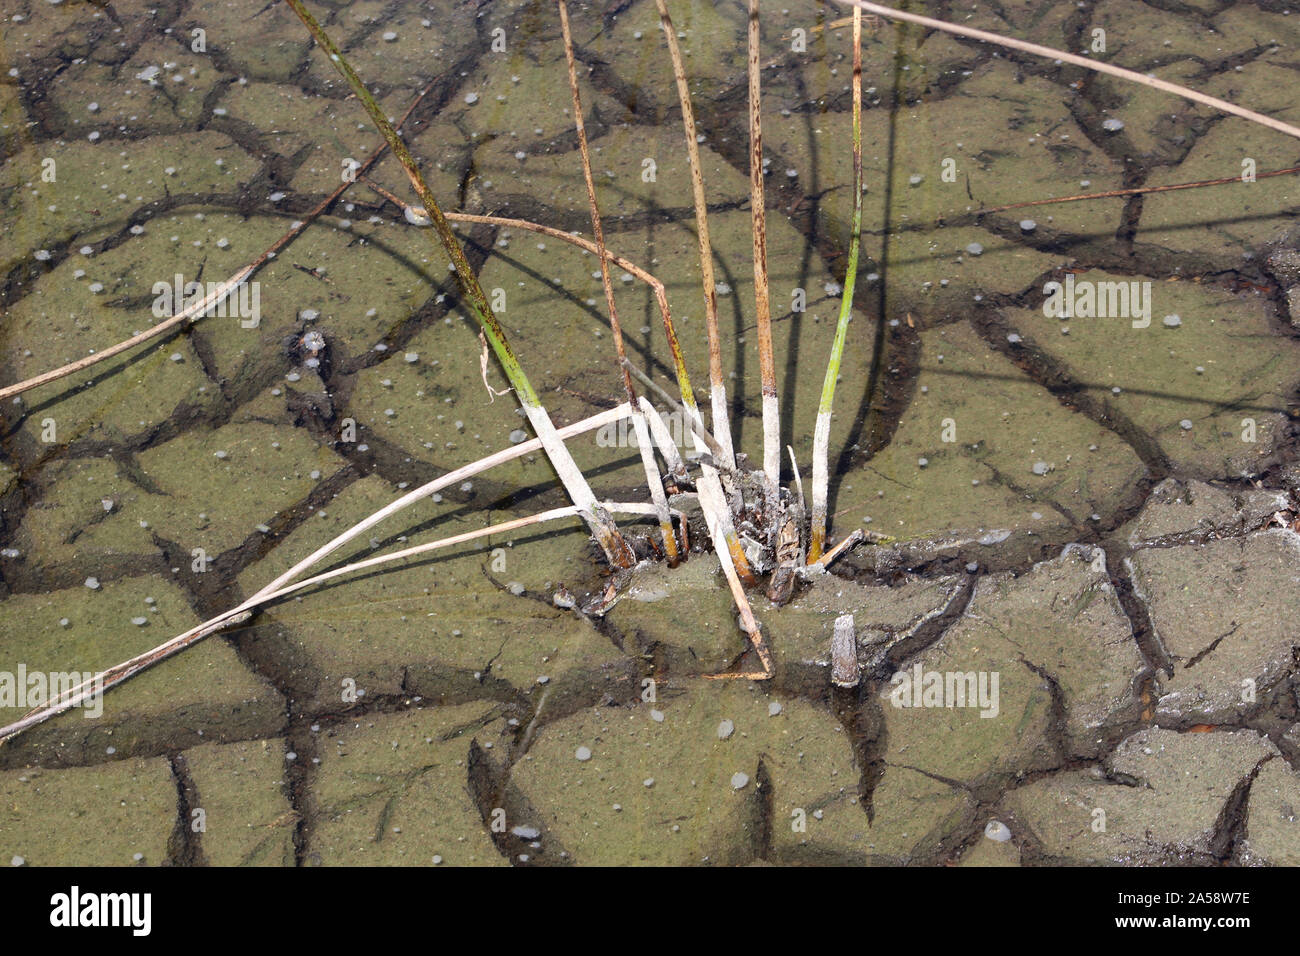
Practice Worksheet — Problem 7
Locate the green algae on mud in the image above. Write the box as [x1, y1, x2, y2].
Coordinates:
[3, 0, 1300, 868]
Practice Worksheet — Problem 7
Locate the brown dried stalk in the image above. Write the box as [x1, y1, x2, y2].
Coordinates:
[977, 165, 1300, 215]
[653, 0, 738, 477]
[557, 0, 678, 565]
[748, 0, 779, 496]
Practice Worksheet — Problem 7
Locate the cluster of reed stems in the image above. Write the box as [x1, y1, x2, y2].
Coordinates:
[4, 0, 1300, 741]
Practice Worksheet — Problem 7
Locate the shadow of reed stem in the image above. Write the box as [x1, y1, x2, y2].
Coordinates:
[283, 0, 635, 569]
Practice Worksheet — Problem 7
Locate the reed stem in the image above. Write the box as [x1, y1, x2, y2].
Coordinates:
[284, 0, 634, 568]
[809, 7, 863, 563]
[558, 0, 678, 565]
[748, 0, 779, 496]
[654, 0, 738, 478]
[836, 0, 1300, 141]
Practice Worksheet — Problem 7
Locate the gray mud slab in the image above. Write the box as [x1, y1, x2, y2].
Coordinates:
[782, 764, 974, 865]
[608, 552, 964, 689]
[770, 569, 965, 677]
[233, 475, 632, 714]
[1001, 727, 1277, 864]
[957, 825, 1023, 867]
[881, 546, 1147, 788]
[852, 321, 1147, 545]
[1237, 757, 1300, 866]
[1125, 478, 1286, 546]
[1127, 530, 1300, 724]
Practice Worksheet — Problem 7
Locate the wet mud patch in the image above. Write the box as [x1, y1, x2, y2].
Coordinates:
[2, 0, 1300, 867]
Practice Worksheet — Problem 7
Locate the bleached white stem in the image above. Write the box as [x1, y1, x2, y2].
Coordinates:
[639, 397, 689, 482]
[810, 409, 833, 557]
[762, 393, 781, 489]
[253, 403, 629, 602]
[0, 496, 671, 742]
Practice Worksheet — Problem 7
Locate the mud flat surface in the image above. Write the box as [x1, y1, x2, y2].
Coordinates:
[1, 0, 1298, 866]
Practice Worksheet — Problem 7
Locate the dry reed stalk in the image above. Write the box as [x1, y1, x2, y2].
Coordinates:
[558, 0, 678, 565]
[748, 0, 779, 496]
[837, 0, 1300, 141]
[653, 0, 738, 479]
[0, 404, 636, 741]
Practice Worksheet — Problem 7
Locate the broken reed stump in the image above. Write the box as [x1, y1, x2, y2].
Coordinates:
[831, 613, 860, 688]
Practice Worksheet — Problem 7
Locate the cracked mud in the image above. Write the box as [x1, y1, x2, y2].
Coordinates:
[1, 0, 1299, 867]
